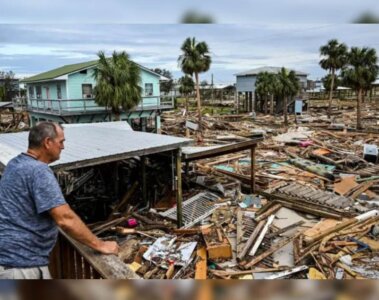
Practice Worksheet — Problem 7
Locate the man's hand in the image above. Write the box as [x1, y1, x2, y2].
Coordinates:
[95, 240, 119, 255]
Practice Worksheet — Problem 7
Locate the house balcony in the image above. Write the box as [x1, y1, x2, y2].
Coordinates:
[26, 96, 174, 116]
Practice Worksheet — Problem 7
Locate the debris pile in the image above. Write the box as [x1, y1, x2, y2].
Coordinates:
[69, 103, 379, 279]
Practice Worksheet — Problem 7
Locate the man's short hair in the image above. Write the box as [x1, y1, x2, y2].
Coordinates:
[28, 122, 63, 149]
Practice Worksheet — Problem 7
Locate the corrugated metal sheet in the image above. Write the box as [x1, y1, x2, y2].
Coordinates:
[181, 145, 224, 155]
[0, 102, 13, 108]
[0, 122, 192, 171]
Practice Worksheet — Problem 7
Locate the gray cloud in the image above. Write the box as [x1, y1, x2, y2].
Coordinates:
[0, 24, 378, 83]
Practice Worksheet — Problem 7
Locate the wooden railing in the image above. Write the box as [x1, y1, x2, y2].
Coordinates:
[27, 96, 174, 116]
[50, 231, 140, 279]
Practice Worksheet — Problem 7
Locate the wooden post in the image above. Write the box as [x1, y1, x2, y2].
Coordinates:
[236, 91, 239, 114]
[141, 156, 147, 206]
[175, 149, 183, 228]
[251, 146, 256, 193]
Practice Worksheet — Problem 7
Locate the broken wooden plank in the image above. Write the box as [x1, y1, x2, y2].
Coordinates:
[255, 204, 281, 222]
[195, 247, 207, 280]
[249, 215, 275, 256]
[237, 219, 265, 260]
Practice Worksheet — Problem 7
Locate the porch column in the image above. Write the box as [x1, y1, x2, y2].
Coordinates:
[141, 156, 147, 206]
[236, 91, 239, 114]
[141, 117, 147, 132]
[155, 114, 161, 134]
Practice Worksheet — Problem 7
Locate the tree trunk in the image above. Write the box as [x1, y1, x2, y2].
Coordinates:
[185, 94, 189, 116]
[357, 88, 362, 130]
[270, 94, 274, 115]
[284, 96, 288, 127]
[327, 69, 335, 119]
[195, 72, 202, 135]
[264, 95, 268, 114]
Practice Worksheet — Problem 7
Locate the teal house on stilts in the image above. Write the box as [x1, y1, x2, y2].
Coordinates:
[21, 59, 173, 132]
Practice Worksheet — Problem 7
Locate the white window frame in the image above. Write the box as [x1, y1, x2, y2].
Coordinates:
[145, 83, 153, 96]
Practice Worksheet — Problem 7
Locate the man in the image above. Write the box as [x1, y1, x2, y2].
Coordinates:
[0, 122, 119, 279]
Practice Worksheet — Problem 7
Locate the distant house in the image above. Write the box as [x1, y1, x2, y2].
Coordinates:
[21, 60, 173, 132]
[235, 66, 308, 113]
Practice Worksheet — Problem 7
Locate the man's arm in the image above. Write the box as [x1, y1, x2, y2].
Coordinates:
[49, 204, 119, 255]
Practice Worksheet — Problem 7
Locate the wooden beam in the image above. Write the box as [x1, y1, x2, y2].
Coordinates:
[251, 146, 256, 193]
[175, 149, 183, 228]
[195, 247, 207, 279]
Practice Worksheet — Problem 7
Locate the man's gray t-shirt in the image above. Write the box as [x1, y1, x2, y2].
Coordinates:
[0, 153, 66, 267]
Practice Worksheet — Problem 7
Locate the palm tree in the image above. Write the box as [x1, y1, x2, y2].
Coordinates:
[269, 74, 280, 115]
[341, 47, 379, 130]
[322, 74, 341, 95]
[255, 72, 272, 114]
[277, 68, 300, 127]
[93, 51, 142, 121]
[319, 39, 348, 118]
[178, 75, 195, 116]
[178, 37, 212, 135]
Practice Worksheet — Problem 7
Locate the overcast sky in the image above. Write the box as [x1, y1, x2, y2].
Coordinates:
[1, 0, 379, 23]
[1, 24, 378, 83]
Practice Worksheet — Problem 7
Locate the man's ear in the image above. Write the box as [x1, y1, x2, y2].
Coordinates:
[42, 137, 51, 149]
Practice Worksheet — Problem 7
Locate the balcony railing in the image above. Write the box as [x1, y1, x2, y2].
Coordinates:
[27, 96, 174, 115]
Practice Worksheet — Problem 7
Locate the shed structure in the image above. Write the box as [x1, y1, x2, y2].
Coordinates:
[0, 122, 191, 278]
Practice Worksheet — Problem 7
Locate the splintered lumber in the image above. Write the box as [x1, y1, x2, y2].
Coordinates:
[245, 235, 298, 269]
[92, 216, 127, 235]
[349, 180, 379, 200]
[237, 220, 265, 260]
[165, 263, 175, 279]
[255, 204, 281, 222]
[210, 267, 289, 278]
[236, 210, 244, 256]
[173, 228, 202, 235]
[266, 220, 305, 239]
[249, 215, 275, 256]
[195, 247, 207, 279]
[305, 210, 379, 245]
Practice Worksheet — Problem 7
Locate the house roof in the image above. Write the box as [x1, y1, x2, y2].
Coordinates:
[21, 59, 164, 84]
[21, 60, 99, 83]
[0, 121, 192, 172]
[235, 66, 308, 77]
[200, 84, 235, 89]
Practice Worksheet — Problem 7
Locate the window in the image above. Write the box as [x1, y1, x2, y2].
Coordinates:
[28, 86, 35, 99]
[36, 86, 42, 99]
[82, 84, 93, 98]
[145, 83, 153, 96]
[57, 84, 62, 99]
[79, 70, 87, 74]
